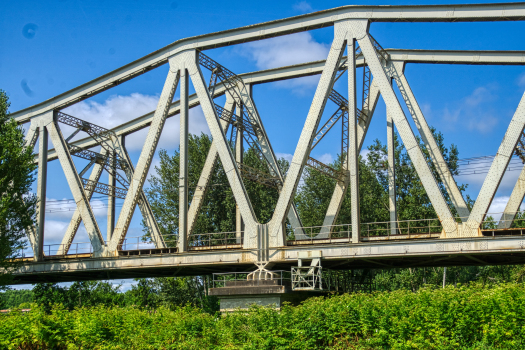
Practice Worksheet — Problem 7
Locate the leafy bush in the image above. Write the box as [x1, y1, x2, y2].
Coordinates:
[2, 282, 525, 349]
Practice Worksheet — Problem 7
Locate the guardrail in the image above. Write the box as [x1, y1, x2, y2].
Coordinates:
[211, 270, 290, 288]
[188, 231, 243, 249]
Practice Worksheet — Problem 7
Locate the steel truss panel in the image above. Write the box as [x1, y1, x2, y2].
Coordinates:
[108, 65, 180, 254]
[47, 119, 106, 255]
[390, 61, 470, 220]
[37, 50, 525, 164]
[347, 19, 458, 237]
[465, 92, 525, 236]
[270, 24, 347, 246]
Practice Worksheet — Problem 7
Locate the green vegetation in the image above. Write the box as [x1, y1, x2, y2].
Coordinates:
[2, 283, 525, 349]
[1, 277, 217, 311]
[0, 90, 37, 289]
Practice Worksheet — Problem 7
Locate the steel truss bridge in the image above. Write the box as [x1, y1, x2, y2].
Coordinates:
[9, 2, 525, 284]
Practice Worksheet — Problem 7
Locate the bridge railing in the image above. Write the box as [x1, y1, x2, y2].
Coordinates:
[291, 218, 443, 242]
[211, 270, 291, 288]
[188, 231, 243, 249]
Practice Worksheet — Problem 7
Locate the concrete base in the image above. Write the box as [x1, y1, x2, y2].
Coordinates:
[209, 280, 323, 311]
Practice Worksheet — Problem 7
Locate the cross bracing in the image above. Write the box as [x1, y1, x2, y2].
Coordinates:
[10, 3, 525, 280]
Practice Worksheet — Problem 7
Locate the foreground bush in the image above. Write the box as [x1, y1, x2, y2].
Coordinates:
[1, 283, 525, 349]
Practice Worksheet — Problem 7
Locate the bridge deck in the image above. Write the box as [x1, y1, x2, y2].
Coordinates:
[11, 229, 525, 284]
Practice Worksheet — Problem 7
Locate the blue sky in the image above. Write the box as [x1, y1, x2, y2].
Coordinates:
[2, 0, 525, 289]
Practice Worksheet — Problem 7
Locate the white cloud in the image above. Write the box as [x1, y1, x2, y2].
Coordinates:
[426, 84, 499, 135]
[276, 152, 293, 164]
[43, 219, 69, 244]
[240, 32, 328, 70]
[518, 72, 525, 87]
[317, 153, 333, 164]
[236, 32, 328, 93]
[293, 1, 313, 13]
[63, 94, 209, 151]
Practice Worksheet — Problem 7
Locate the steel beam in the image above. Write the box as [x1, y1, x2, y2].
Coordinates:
[118, 140, 166, 249]
[35, 118, 50, 261]
[235, 100, 244, 244]
[465, 91, 525, 236]
[178, 68, 189, 252]
[232, 77, 305, 241]
[24, 121, 39, 254]
[37, 50, 525, 163]
[391, 61, 470, 220]
[386, 75, 397, 236]
[498, 163, 525, 229]
[47, 119, 106, 255]
[349, 19, 458, 237]
[270, 23, 346, 246]
[107, 148, 116, 241]
[24, 121, 39, 150]
[108, 62, 180, 254]
[347, 32, 360, 244]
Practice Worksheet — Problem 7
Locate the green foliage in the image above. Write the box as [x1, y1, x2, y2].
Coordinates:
[0, 90, 37, 288]
[32, 281, 124, 312]
[0, 289, 33, 309]
[127, 277, 218, 313]
[3, 283, 525, 349]
[366, 128, 469, 222]
[145, 133, 290, 240]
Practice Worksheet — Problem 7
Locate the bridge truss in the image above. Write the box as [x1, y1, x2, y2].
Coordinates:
[10, 2, 525, 282]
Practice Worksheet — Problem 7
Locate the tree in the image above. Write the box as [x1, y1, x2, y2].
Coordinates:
[145, 133, 289, 243]
[0, 90, 37, 288]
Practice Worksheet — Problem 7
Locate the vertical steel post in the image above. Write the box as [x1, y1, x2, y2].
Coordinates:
[235, 101, 244, 244]
[347, 35, 360, 243]
[35, 124, 48, 261]
[107, 147, 116, 242]
[178, 68, 189, 252]
[387, 75, 397, 236]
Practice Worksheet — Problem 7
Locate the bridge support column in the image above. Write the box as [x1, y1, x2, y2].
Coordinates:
[35, 115, 51, 261]
[386, 72, 397, 236]
[235, 100, 244, 244]
[178, 67, 189, 252]
[107, 147, 116, 241]
[346, 34, 360, 244]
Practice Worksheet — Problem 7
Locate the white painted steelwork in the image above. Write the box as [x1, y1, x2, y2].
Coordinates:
[11, 3, 525, 270]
